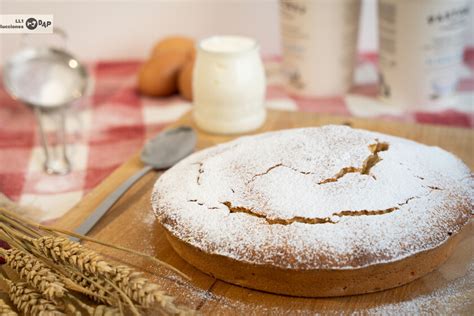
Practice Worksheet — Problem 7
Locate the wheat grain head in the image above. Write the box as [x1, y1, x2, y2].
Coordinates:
[1, 248, 66, 300]
[7, 280, 64, 315]
[33, 236, 113, 275]
[0, 297, 18, 316]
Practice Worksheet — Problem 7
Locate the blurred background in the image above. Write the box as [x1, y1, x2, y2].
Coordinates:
[1, 0, 472, 63]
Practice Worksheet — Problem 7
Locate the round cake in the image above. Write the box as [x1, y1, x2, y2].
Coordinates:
[152, 126, 473, 297]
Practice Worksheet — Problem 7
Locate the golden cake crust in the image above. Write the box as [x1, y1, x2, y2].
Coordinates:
[163, 223, 469, 297]
[152, 126, 473, 296]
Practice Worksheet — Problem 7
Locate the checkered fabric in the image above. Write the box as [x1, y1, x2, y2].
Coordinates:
[1, 51, 473, 222]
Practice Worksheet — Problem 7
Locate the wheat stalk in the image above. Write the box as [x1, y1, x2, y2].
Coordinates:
[31, 236, 184, 312]
[0, 298, 18, 316]
[62, 298, 82, 316]
[0, 208, 188, 281]
[0, 248, 66, 301]
[33, 236, 113, 275]
[68, 271, 116, 305]
[39, 225, 189, 280]
[0, 226, 120, 308]
[0, 207, 196, 315]
[81, 303, 120, 316]
[1, 208, 189, 281]
[4, 279, 64, 316]
[65, 293, 120, 316]
[109, 265, 179, 311]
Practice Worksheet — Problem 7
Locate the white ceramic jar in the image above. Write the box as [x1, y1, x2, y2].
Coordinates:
[193, 36, 266, 134]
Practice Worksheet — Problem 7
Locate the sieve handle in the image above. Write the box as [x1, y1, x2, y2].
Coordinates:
[34, 106, 71, 175]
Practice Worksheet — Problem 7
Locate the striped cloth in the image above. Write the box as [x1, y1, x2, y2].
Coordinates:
[1, 51, 473, 221]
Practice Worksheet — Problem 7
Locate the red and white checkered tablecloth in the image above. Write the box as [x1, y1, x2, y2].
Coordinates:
[1, 51, 473, 222]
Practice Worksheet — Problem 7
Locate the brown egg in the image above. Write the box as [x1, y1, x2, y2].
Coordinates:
[152, 36, 196, 59]
[137, 51, 188, 97]
[178, 59, 194, 101]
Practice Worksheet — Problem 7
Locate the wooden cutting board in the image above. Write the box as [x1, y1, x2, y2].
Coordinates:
[54, 110, 474, 314]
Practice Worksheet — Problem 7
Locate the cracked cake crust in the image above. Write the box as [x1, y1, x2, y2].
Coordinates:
[152, 126, 472, 295]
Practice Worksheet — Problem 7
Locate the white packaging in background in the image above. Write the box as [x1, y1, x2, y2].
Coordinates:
[280, 0, 361, 97]
[378, 0, 469, 109]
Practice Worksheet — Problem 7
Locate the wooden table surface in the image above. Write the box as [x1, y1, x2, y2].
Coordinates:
[54, 110, 474, 315]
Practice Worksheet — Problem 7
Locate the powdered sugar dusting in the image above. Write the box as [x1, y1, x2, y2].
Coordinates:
[152, 126, 473, 269]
